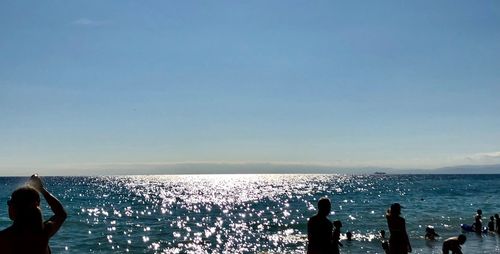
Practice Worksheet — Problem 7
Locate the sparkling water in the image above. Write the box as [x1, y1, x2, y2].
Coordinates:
[1, 174, 499, 253]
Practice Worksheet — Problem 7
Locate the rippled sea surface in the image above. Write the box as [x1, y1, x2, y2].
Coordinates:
[1, 174, 500, 253]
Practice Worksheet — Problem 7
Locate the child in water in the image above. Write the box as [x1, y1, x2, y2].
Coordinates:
[332, 220, 343, 254]
[346, 231, 353, 241]
[424, 226, 439, 240]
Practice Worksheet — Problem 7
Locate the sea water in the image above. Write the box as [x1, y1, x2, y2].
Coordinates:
[0, 174, 499, 253]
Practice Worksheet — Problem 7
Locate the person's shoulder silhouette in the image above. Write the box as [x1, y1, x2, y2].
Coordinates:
[307, 197, 333, 254]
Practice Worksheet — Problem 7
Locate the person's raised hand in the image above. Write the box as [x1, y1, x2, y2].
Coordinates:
[29, 173, 44, 192]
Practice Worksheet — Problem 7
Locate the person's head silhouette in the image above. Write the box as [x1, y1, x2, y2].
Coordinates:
[333, 220, 342, 229]
[7, 186, 43, 232]
[346, 231, 353, 240]
[317, 197, 331, 217]
[458, 234, 466, 244]
[389, 203, 402, 216]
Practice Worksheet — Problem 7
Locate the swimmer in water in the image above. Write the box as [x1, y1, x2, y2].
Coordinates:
[346, 231, 353, 241]
[425, 226, 439, 240]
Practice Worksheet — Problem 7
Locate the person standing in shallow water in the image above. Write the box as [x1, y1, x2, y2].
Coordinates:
[307, 197, 333, 254]
[386, 203, 412, 254]
[474, 209, 483, 233]
[0, 174, 67, 254]
[495, 214, 500, 233]
[488, 216, 495, 231]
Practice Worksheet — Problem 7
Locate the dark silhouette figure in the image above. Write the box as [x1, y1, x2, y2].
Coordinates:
[0, 174, 67, 254]
[442, 234, 466, 254]
[382, 240, 389, 254]
[380, 229, 389, 253]
[488, 216, 495, 231]
[495, 214, 500, 233]
[346, 231, 353, 241]
[307, 197, 333, 254]
[380, 229, 386, 239]
[473, 209, 483, 233]
[386, 203, 412, 254]
[425, 226, 439, 240]
[332, 220, 343, 254]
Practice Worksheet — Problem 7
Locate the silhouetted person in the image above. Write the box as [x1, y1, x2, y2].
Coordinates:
[488, 216, 495, 231]
[332, 220, 343, 254]
[382, 240, 389, 254]
[425, 226, 439, 240]
[386, 203, 412, 254]
[380, 229, 386, 239]
[495, 214, 500, 233]
[442, 234, 466, 254]
[0, 174, 67, 254]
[346, 231, 353, 241]
[307, 197, 333, 254]
[473, 209, 482, 233]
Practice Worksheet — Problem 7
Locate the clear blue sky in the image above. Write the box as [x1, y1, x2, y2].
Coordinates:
[1, 1, 499, 175]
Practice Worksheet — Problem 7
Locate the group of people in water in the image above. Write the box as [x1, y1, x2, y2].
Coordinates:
[0, 174, 67, 254]
[307, 197, 500, 254]
[473, 209, 500, 233]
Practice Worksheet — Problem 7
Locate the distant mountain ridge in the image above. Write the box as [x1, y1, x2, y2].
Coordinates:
[90, 163, 500, 175]
[6, 163, 500, 176]
[395, 164, 500, 174]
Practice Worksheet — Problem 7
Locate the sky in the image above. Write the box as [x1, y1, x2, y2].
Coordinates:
[1, 1, 500, 175]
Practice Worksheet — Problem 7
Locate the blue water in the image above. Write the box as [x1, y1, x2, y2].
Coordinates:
[1, 174, 499, 253]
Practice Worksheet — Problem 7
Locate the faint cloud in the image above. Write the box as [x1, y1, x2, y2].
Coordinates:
[466, 151, 500, 162]
[71, 18, 107, 27]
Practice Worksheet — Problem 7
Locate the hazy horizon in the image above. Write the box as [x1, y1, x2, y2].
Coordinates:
[1, 1, 499, 175]
[1, 161, 500, 176]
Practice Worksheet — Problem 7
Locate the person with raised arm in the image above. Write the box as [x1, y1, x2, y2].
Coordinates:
[386, 203, 412, 254]
[0, 174, 67, 254]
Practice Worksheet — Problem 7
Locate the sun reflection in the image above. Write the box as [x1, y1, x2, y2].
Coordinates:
[71, 174, 416, 253]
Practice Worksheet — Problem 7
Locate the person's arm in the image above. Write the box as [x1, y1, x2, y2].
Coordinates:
[452, 245, 463, 254]
[30, 174, 67, 237]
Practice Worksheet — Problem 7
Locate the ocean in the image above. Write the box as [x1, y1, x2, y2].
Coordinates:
[1, 174, 499, 253]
